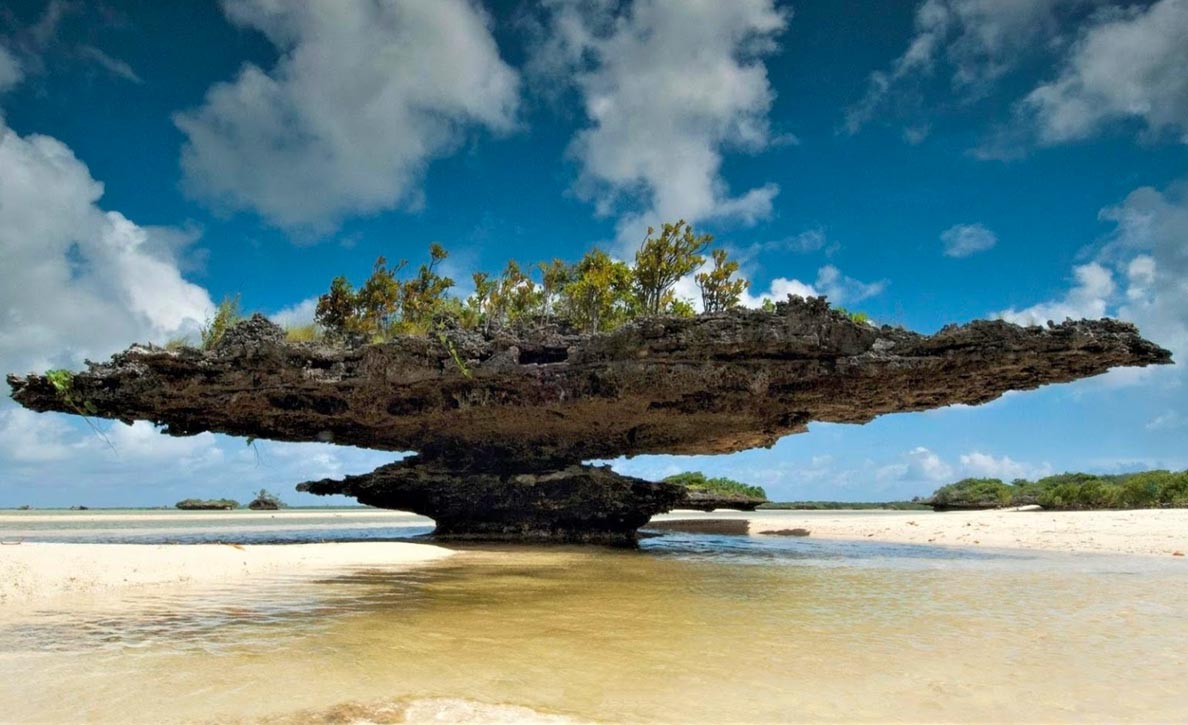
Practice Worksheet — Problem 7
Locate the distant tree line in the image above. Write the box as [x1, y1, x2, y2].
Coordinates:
[925, 470, 1188, 510]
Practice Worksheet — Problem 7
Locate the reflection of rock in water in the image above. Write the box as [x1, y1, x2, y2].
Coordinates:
[8, 298, 1172, 542]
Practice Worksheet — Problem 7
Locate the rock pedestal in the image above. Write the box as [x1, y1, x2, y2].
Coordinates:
[300, 457, 685, 543]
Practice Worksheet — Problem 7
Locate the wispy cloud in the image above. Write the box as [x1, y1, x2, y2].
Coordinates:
[77, 45, 143, 84]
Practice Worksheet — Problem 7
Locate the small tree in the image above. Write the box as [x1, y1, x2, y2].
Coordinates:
[468, 271, 496, 328]
[538, 259, 572, 316]
[356, 256, 404, 338]
[559, 248, 633, 333]
[695, 248, 749, 313]
[492, 260, 540, 324]
[633, 220, 711, 316]
[315, 276, 360, 338]
[398, 243, 453, 333]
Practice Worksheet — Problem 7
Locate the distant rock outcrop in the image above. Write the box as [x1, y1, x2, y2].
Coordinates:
[675, 489, 766, 512]
[175, 498, 239, 511]
[7, 299, 1172, 542]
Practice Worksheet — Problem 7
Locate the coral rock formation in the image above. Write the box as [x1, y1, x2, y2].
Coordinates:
[7, 298, 1173, 542]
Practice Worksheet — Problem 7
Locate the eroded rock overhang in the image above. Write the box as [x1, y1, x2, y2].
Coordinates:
[7, 298, 1172, 466]
[6, 297, 1173, 541]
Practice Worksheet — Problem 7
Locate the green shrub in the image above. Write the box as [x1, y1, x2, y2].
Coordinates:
[929, 478, 1012, 508]
[833, 306, 872, 325]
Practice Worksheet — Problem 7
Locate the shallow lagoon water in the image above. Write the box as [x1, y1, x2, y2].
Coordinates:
[2, 511, 1187, 723]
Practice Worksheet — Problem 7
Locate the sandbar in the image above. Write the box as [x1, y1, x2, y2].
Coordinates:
[0, 540, 452, 607]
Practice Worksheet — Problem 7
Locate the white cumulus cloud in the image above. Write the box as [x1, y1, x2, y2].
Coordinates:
[1105, 182, 1188, 365]
[877, 446, 955, 483]
[1025, 0, 1188, 145]
[0, 117, 214, 376]
[533, 0, 789, 249]
[959, 451, 1051, 480]
[671, 264, 885, 312]
[989, 179, 1187, 393]
[176, 0, 520, 233]
[0, 405, 396, 507]
[269, 296, 319, 328]
[994, 262, 1115, 326]
[941, 222, 997, 257]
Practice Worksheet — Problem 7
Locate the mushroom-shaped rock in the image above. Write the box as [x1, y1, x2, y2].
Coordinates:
[7, 298, 1172, 542]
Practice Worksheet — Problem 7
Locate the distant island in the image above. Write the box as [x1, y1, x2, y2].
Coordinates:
[175, 498, 239, 511]
[173, 489, 286, 511]
[247, 489, 285, 511]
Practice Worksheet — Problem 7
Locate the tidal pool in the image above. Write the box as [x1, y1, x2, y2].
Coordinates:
[1, 522, 1186, 723]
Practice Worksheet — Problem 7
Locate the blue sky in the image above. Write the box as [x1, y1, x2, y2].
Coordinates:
[1, 0, 1186, 507]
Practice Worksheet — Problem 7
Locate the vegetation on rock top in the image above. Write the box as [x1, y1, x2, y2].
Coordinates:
[175, 498, 239, 510]
[663, 471, 767, 500]
[160, 219, 874, 351]
[248, 488, 284, 510]
[311, 220, 750, 341]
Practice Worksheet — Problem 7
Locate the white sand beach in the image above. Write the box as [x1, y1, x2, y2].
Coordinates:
[728, 507, 1188, 557]
[0, 540, 452, 607]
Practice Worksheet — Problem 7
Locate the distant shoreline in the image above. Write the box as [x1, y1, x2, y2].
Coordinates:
[656, 508, 1188, 558]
